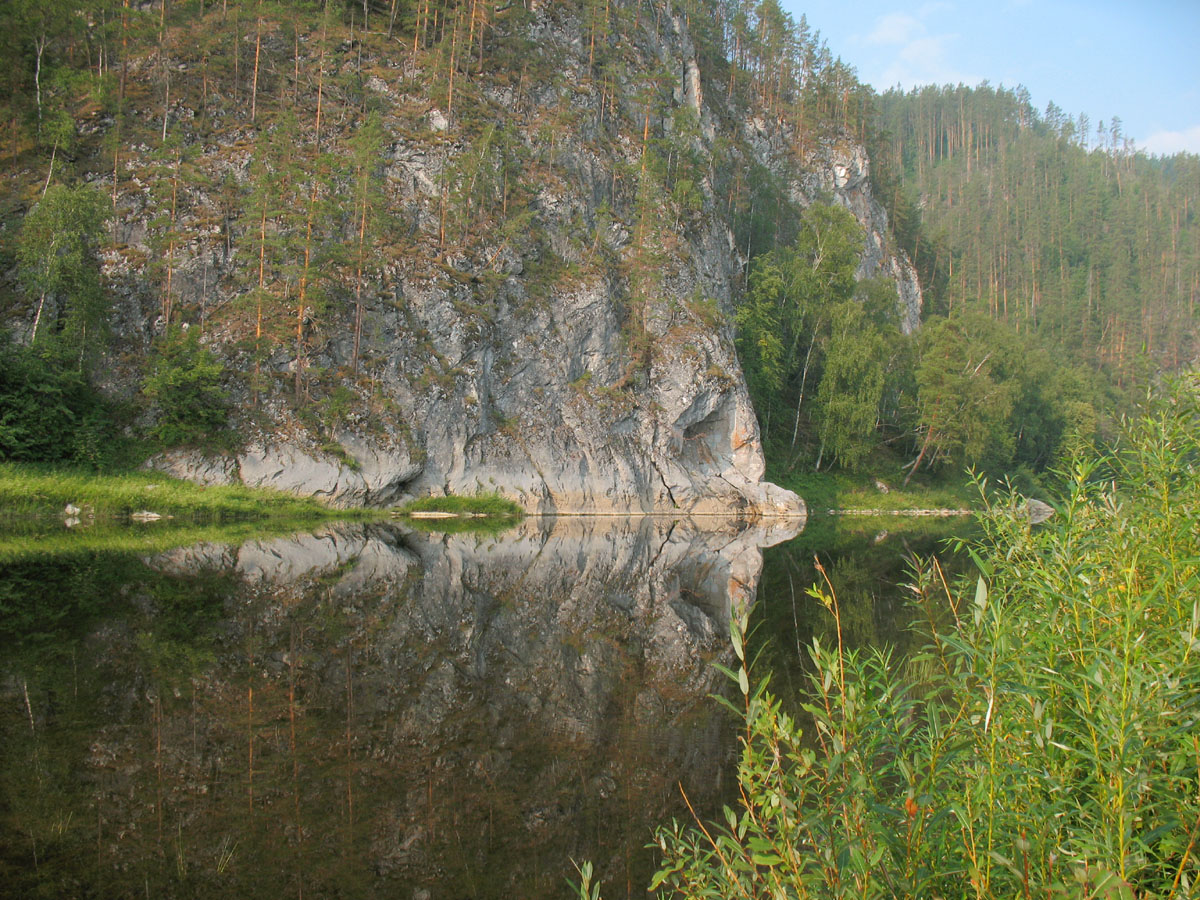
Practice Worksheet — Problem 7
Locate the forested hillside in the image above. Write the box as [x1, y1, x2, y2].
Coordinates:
[872, 83, 1200, 385]
[0, 0, 1195, 498]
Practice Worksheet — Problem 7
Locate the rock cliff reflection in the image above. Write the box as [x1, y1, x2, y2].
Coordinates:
[1, 515, 799, 899]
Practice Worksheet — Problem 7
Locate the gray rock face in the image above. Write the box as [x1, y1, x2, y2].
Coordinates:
[93, 6, 907, 516]
[144, 448, 238, 487]
[145, 434, 421, 508]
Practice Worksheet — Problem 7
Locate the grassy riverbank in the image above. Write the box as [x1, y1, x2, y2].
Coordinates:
[0, 463, 367, 520]
[0, 516, 353, 563]
[773, 468, 975, 515]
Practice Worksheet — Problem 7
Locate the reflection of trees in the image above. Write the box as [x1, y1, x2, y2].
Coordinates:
[750, 519, 971, 709]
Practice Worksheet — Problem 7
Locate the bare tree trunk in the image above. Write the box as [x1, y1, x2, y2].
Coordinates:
[446, 7, 460, 118]
[314, 7, 327, 148]
[31, 293, 48, 343]
[903, 426, 936, 487]
[790, 324, 819, 448]
[42, 139, 58, 197]
[295, 181, 318, 398]
[250, 10, 263, 122]
[352, 185, 369, 373]
[163, 149, 180, 326]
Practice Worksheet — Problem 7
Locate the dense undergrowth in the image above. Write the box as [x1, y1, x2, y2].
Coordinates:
[577, 374, 1200, 898]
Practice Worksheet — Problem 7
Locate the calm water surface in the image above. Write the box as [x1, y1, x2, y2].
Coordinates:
[0, 512, 968, 899]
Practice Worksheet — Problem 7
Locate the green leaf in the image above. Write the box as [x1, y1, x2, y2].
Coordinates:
[750, 852, 783, 867]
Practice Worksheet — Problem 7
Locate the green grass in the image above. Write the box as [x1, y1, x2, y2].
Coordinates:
[775, 468, 974, 514]
[0, 463, 373, 520]
[401, 514, 523, 536]
[396, 492, 525, 517]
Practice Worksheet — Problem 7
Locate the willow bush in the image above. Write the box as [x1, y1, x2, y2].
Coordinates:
[578, 375, 1199, 899]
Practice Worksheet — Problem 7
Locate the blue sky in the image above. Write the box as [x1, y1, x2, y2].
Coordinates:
[779, 1, 1200, 155]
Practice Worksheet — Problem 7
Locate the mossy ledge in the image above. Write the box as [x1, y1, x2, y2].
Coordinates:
[395, 493, 525, 519]
[0, 463, 375, 521]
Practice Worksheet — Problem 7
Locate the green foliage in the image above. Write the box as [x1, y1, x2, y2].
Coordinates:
[397, 492, 524, 517]
[814, 300, 885, 470]
[911, 315, 1017, 475]
[142, 326, 229, 448]
[16, 183, 111, 358]
[0, 336, 115, 467]
[583, 375, 1200, 900]
[738, 203, 894, 469]
[907, 314, 1102, 480]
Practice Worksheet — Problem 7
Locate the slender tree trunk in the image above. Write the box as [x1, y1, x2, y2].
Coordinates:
[446, 7, 460, 118]
[161, 66, 171, 142]
[353, 186, 369, 373]
[111, 128, 120, 205]
[295, 180, 318, 398]
[315, 7, 327, 149]
[254, 202, 267, 405]
[233, 10, 240, 101]
[903, 425, 937, 487]
[163, 150, 180, 326]
[31, 293, 48, 344]
[790, 327, 818, 448]
[250, 11, 263, 122]
[247, 686, 254, 813]
[42, 140, 58, 196]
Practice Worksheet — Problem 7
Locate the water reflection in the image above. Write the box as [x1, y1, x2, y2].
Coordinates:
[751, 516, 974, 705]
[1, 515, 799, 899]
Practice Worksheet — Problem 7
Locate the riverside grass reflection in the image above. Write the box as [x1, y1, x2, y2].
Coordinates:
[0, 515, 799, 899]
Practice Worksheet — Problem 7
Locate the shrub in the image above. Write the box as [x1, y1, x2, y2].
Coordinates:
[0, 337, 115, 467]
[579, 374, 1200, 899]
[142, 327, 229, 448]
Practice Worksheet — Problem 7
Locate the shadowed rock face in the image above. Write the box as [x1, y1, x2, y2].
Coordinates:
[1, 516, 800, 899]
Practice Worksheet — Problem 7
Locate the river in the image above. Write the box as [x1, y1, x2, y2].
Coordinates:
[0, 512, 970, 899]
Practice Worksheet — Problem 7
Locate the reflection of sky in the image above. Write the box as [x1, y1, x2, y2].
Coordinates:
[780, 0, 1200, 155]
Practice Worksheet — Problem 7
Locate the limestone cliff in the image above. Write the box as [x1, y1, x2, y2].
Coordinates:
[7, 2, 918, 514]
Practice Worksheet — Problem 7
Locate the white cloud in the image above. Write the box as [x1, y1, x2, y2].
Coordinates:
[1139, 125, 1200, 157]
[855, 7, 980, 90]
[865, 13, 924, 46]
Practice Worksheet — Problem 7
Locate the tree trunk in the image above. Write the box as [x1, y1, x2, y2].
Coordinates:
[34, 34, 47, 134]
[250, 12, 263, 122]
[352, 182, 369, 374]
[903, 425, 937, 487]
[295, 181, 318, 399]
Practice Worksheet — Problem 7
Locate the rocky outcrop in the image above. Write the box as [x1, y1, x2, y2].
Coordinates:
[146, 433, 422, 507]
[88, 5, 899, 516]
[818, 142, 923, 334]
[774, 135, 923, 333]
